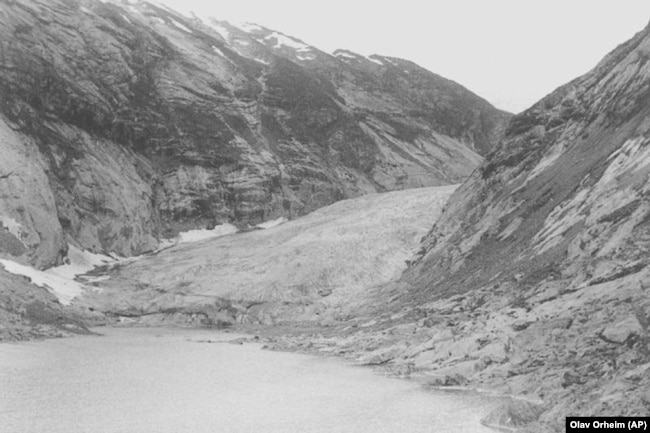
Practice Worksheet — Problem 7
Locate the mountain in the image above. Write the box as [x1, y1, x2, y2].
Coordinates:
[3, 2, 650, 426]
[374, 19, 650, 429]
[226, 21, 650, 430]
[0, 0, 509, 270]
[207, 20, 507, 155]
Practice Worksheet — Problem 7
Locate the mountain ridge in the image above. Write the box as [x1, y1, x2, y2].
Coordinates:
[0, 0, 509, 269]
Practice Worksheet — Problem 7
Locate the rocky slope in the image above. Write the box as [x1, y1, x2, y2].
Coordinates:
[0, 266, 90, 341]
[0, 0, 508, 270]
[278, 19, 650, 432]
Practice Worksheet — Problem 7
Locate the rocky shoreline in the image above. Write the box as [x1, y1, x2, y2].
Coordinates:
[233, 267, 650, 432]
[4, 263, 649, 433]
[0, 317, 532, 433]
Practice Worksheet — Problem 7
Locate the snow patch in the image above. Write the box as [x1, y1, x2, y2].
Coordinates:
[256, 217, 288, 229]
[0, 245, 116, 305]
[0, 215, 23, 239]
[211, 45, 225, 57]
[207, 22, 230, 39]
[177, 224, 238, 243]
[263, 32, 310, 51]
[375, 56, 397, 66]
[335, 51, 357, 59]
[66, 244, 116, 270]
[0, 259, 84, 305]
[235, 39, 250, 46]
[121, 14, 132, 24]
[170, 19, 193, 33]
[368, 57, 384, 65]
[236, 22, 262, 32]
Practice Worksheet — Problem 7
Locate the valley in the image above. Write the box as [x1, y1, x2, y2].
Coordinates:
[1, 1, 650, 432]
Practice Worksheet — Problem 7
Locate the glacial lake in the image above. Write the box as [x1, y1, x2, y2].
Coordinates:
[0, 327, 496, 433]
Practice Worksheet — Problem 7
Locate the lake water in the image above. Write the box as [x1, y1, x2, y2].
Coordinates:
[0, 328, 496, 433]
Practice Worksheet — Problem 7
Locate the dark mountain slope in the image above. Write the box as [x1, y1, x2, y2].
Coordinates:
[0, 0, 508, 268]
[406, 22, 650, 300]
[209, 20, 509, 155]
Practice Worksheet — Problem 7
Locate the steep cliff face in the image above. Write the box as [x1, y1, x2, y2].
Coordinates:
[0, 0, 508, 268]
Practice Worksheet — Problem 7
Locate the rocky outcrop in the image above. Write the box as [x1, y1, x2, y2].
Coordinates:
[0, 0, 508, 268]
[0, 116, 67, 269]
[0, 267, 90, 341]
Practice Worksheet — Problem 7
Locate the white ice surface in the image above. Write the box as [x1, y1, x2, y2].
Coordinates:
[264, 32, 310, 51]
[177, 223, 239, 243]
[335, 51, 357, 59]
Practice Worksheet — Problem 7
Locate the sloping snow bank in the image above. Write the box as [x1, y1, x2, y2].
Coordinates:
[0, 246, 115, 305]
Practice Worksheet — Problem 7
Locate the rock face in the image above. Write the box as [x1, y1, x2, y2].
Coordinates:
[380, 19, 650, 430]
[405, 22, 650, 298]
[0, 267, 90, 341]
[0, 0, 509, 268]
